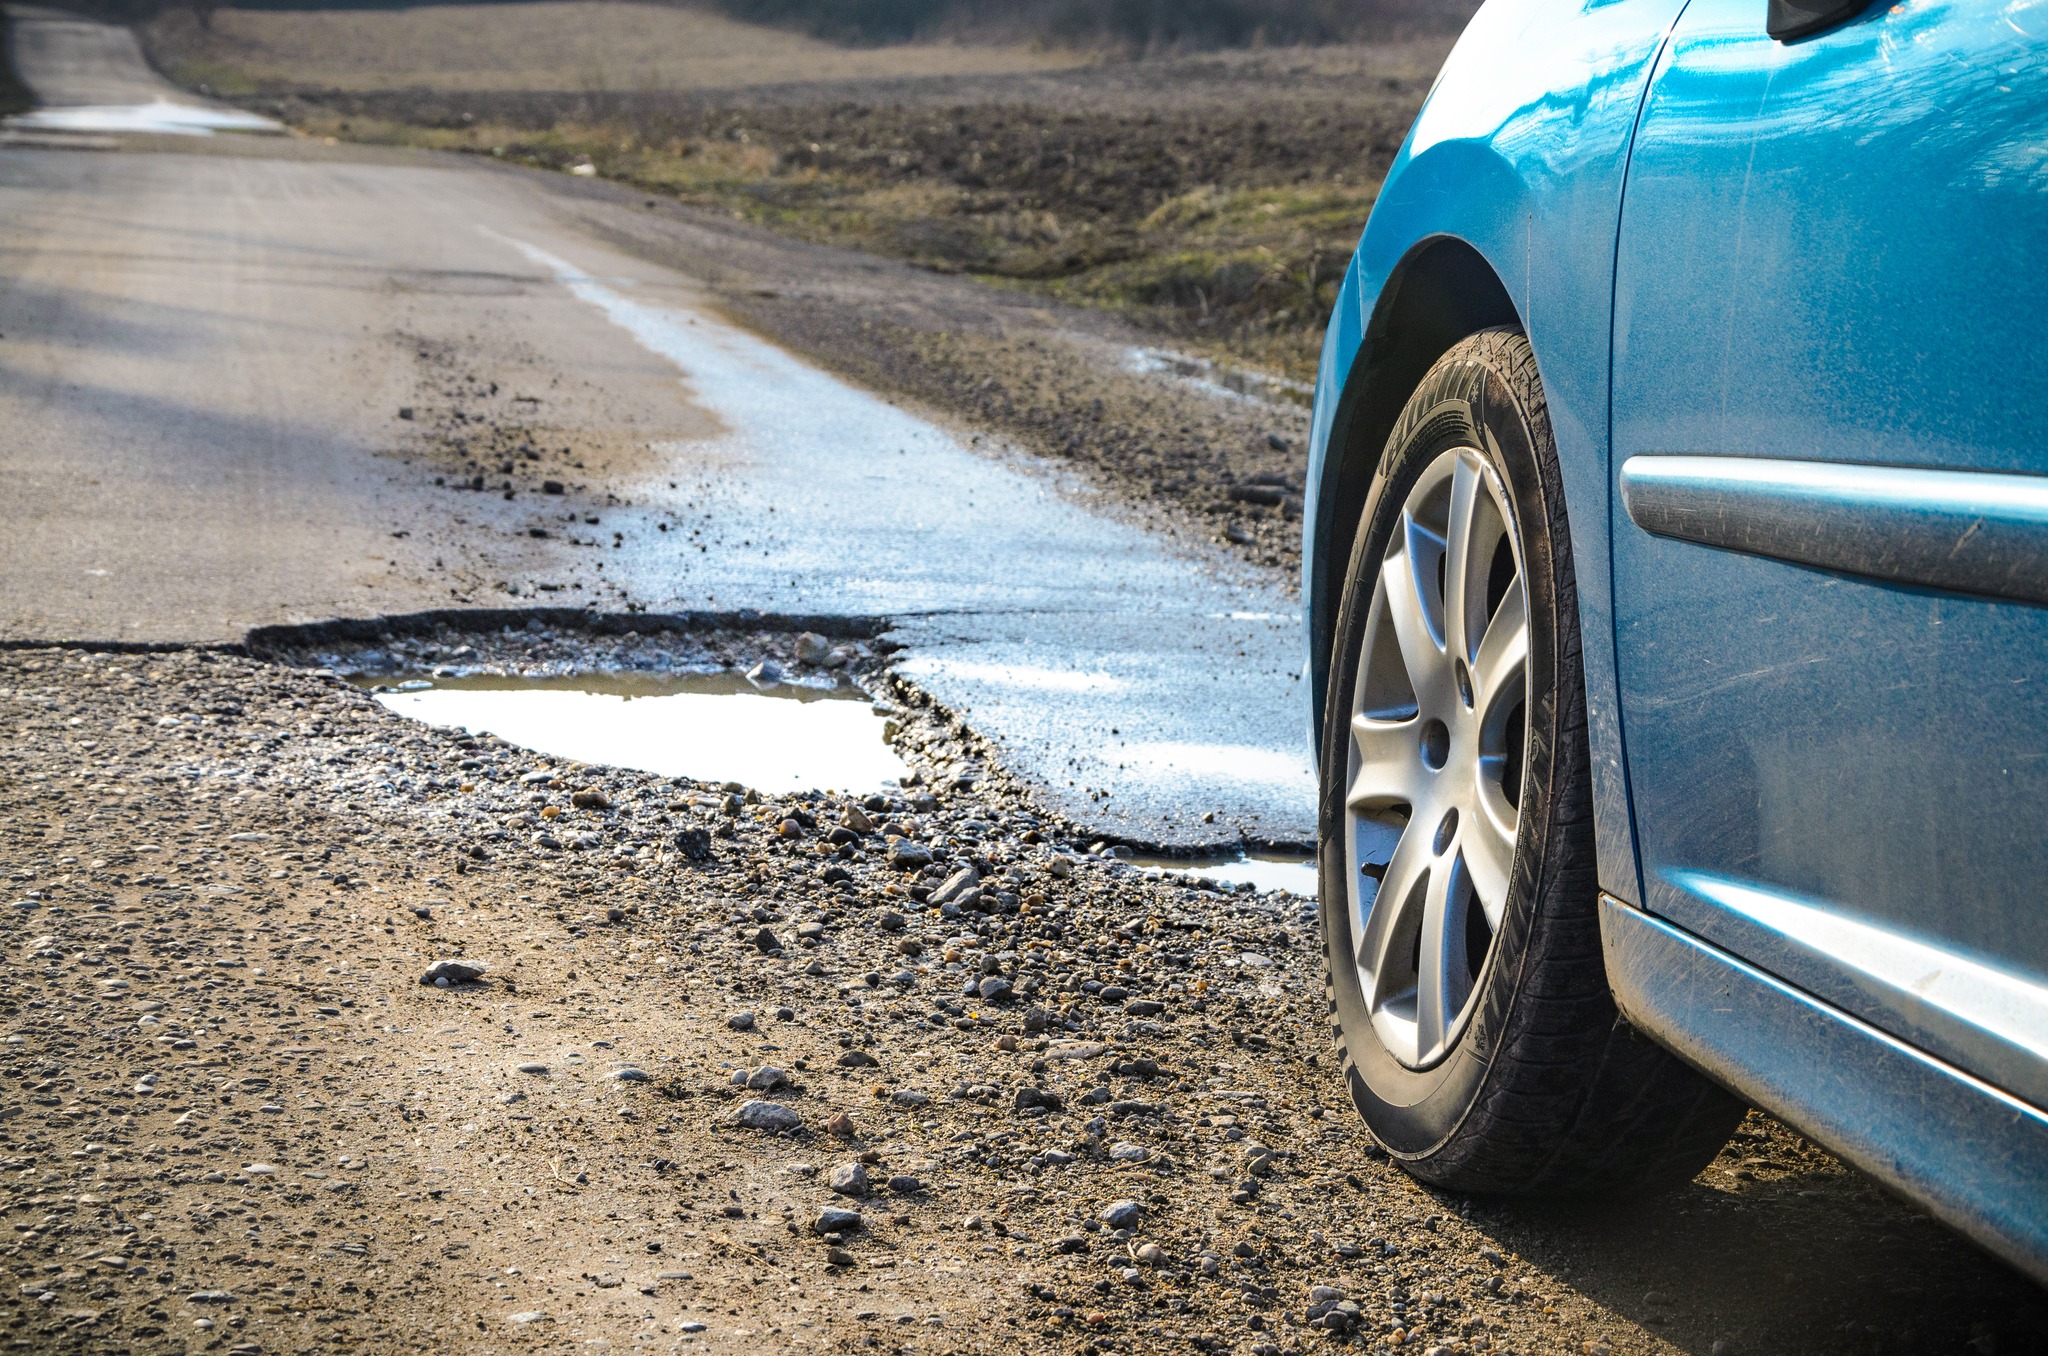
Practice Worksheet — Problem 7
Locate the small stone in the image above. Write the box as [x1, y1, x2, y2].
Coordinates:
[727, 1011, 756, 1031]
[977, 976, 1013, 1002]
[877, 911, 907, 932]
[420, 959, 484, 987]
[836, 1049, 879, 1068]
[187, 1291, 238, 1305]
[825, 1112, 857, 1139]
[733, 1100, 802, 1133]
[570, 788, 611, 810]
[824, 1246, 857, 1267]
[889, 842, 933, 870]
[1097, 985, 1128, 1004]
[1012, 1085, 1064, 1112]
[1133, 1242, 1165, 1266]
[794, 633, 832, 664]
[1099, 1200, 1145, 1230]
[829, 1162, 870, 1198]
[896, 936, 923, 957]
[1109, 1142, 1149, 1163]
[515, 1062, 549, 1075]
[753, 927, 782, 954]
[814, 1206, 863, 1235]
[886, 1174, 921, 1195]
[609, 1067, 651, 1083]
[1125, 999, 1165, 1018]
[506, 1311, 551, 1325]
[746, 1066, 789, 1091]
[889, 1089, 931, 1107]
[928, 867, 981, 907]
[1022, 1006, 1050, 1033]
[747, 660, 784, 687]
[1051, 1235, 1090, 1256]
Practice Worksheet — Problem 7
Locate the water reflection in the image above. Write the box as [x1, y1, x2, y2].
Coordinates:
[360, 672, 908, 793]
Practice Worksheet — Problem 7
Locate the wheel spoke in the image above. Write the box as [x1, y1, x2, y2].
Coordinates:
[1461, 798, 1516, 929]
[1472, 583, 1527, 716]
[1441, 454, 1486, 663]
[1347, 712, 1422, 811]
[1378, 541, 1445, 706]
[1412, 858, 1462, 1062]
[1356, 820, 1429, 1003]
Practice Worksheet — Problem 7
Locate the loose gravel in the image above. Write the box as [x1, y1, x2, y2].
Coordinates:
[2, 642, 2041, 1355]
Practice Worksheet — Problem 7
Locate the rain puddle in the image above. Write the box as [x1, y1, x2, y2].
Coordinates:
[1130, 851, 1320, 898]
[360, 672, 908, 794]
[6, 98, 282, 137]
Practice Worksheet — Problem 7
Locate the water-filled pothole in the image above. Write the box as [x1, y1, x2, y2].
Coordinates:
[359, 672, 909, 794]
[1130, 851, 1319, 898]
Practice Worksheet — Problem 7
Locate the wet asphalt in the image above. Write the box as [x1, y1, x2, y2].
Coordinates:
[0, 8, 1316, 849]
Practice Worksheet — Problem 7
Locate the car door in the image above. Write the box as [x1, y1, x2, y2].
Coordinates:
[1608, 0, 2048, 1108]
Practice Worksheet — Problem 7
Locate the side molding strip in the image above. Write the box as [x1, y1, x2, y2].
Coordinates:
[1618, 455, 2048, 604]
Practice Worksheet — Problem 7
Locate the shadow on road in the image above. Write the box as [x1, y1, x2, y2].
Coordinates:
[1476, 1117, 2046, 1355]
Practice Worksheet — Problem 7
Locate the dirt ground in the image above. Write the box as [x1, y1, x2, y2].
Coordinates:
[3, 636, 2044, 1356]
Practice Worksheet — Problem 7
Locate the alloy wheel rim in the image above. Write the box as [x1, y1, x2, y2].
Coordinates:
[1344, 445, 1530, 1070]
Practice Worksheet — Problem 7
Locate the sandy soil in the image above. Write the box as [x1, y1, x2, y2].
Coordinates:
[3, 637, 2043, 1356]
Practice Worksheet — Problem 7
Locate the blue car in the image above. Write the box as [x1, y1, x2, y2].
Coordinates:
[1303, 0, 2048, 1280]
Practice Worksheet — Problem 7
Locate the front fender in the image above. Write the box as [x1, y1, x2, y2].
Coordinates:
[1305, 0, 1692, 903]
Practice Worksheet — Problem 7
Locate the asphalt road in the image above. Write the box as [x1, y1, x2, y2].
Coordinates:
[0, 9, 1314, 848]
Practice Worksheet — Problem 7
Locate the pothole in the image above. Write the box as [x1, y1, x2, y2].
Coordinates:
[356, 672, 909, 794]
[257, 613, 910, 794]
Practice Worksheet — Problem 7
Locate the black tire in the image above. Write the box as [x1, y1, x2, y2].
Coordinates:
[1317, 328, 1744, 1193]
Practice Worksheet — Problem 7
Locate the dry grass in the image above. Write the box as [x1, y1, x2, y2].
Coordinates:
[146, 1, 1087, 96]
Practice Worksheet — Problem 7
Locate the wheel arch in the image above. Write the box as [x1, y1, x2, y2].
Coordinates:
[1306, 235, 1522, 748]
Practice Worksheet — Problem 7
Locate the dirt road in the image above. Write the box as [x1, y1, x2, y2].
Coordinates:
[1, 9, 2044, 1354]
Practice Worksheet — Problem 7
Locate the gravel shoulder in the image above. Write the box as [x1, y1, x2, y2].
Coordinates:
[4, 639, 2042, 1356]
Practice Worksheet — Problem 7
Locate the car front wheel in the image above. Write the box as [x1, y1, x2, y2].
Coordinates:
[1318, 328, 1743, 1192]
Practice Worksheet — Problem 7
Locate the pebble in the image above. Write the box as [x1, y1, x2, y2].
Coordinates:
[887, 1173, 921, 1195]
[515, 1062, 549, 1075]
[742, 1066, 789, 1091]
[1099, 1200, 1145, 1230]
[506, 1311, 551, 1325]
[825, 1112, 857, 1139]
[825, 1246, 857, 1267]
[420, 958, 485, 987]
[836, 1049, 879, 1068]
[829, 1162, 870, 1198]
[733, 1100, 802, 1132]
[1109, 1141, 1149, 1163]
[814, 1206, 863, 1235]
[609, 1067, 651, 1083]
[728, 1011, 756, 1031]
